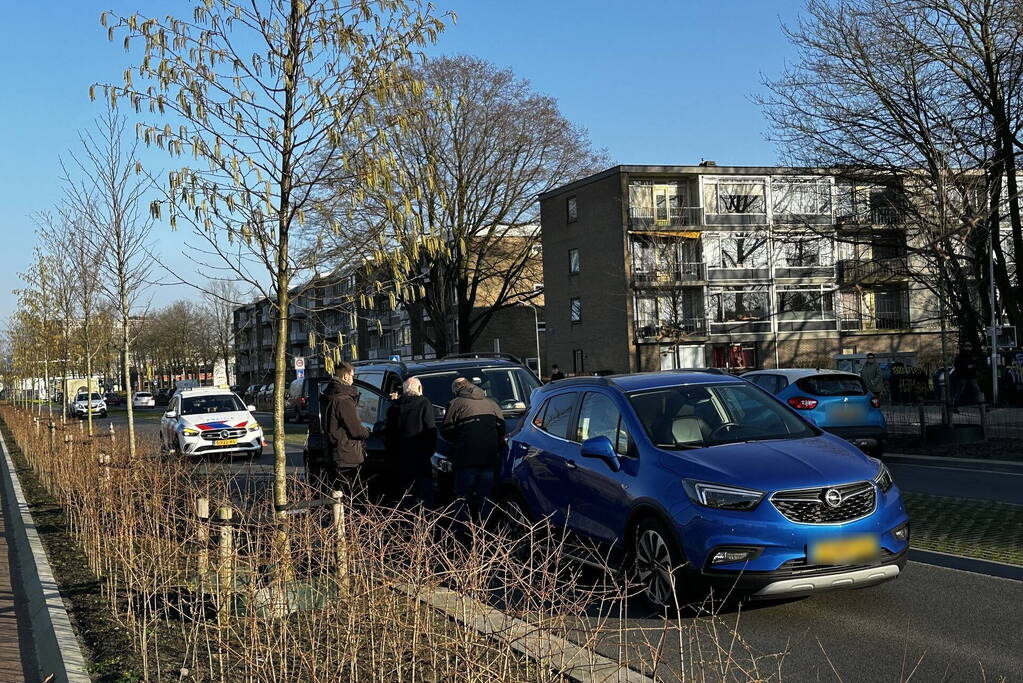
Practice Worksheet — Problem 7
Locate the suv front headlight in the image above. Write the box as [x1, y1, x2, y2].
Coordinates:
[874, 463, 894, 493]
[683, 480, 765, 510]
[248, 423, 260, 432]
[181, 427, 200, 437]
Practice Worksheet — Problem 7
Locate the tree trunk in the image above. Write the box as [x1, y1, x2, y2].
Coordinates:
[84, 316, 94, 437]
[121, 300, 136, 459]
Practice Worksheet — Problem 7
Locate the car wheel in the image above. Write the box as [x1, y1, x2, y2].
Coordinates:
[633, 518, 688, 610]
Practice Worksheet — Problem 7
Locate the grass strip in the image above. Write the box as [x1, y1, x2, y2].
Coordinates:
[904, 492, 1023, 566]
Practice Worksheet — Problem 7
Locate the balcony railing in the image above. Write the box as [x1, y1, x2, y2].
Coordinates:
[633, 262, 705, 285]
[838, 258, 911, 284]
[635, 318, 707, 341]
[629, 207, 703, 231]
[839, 312, 910, 331]
[836, 206, 902, 227]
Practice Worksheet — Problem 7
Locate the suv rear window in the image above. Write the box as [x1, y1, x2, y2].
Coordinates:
[795, 375, 867, 396]
[416, 367, 540, 412]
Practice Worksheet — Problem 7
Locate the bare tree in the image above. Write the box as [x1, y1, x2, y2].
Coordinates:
[63, 208, 104, 436]
[324, 55, 608, 355]
[202, 279, 242, 388]
[98, 1, 449, 534]
[759, 0, 1023, 348]
[61, 108, 153, 457]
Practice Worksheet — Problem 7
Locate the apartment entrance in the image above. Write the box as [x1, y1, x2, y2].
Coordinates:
[660, 344, 705, 370]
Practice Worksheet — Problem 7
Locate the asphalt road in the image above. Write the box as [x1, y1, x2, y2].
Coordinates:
[890, 461, 1023, 505]
[587, 562, 1023, 681]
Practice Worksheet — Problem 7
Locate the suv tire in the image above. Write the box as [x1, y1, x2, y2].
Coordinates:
[633, 517, 689, 610]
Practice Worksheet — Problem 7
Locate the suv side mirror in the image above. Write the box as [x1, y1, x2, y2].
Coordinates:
[247, 404, 256, 412]
[164, 410, 178, 419]
[580, 436, 621, 472]
[372, 420, 387, 436]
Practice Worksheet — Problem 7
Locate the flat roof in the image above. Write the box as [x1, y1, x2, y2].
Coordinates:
[538, 164, 876, 201]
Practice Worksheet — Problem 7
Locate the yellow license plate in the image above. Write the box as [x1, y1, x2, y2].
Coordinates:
[809, 534, 880, 565]
[214, 439, 239, 447]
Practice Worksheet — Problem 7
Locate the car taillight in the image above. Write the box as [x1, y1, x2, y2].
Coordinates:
[787, 396, 819, 410]
[870, 396, 881, 408]
[300, 397, 306, 406]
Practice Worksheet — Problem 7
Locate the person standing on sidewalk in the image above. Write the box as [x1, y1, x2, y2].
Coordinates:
[385, 377, 438, 508]
[320, 362, 369, 491]
[442, 377, 505, 527]
[549, 365, 565, 382]
[953, 341, 982, 409]
[860, 353, 885, 402]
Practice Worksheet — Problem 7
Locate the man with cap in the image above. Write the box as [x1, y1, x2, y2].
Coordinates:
[442, 376, 505, 526]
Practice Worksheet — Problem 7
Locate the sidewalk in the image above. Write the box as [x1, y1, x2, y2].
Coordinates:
[0, 491, 28, 681]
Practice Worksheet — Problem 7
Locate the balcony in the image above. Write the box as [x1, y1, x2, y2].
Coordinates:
[633, 262, 705, 286]
[635, 318, 707, 342]
[838, 258, 911, 285]
[774, 265, 836, 280]
[629, 207, 703, 231]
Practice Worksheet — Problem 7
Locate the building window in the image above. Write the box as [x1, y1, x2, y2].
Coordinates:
[629, 180, 692, 228]
[569, 248, 580, 275]
[711, 343, 757, 371]
[634, 292, 705, 340]
[704, 179, 766, 214]
[778, 235, 833, 267]
[777, 285, 835, 321]
[874, 286, 911, 329]
[570, 297, 582, 323]
[707, 232, 770, 269]
[710, 286, 770, 325]
[573, 349, 584, 375]
[567, 196, 578, 223]
[772, 178, 832, 216]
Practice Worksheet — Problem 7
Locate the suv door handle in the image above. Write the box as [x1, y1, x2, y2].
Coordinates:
[565, 460, 578, 470]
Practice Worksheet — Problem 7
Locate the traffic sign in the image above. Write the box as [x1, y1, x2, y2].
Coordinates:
[296, 368, 305, 379]
[294, 356, 305, 370]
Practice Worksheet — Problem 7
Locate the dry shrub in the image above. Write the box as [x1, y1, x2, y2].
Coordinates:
[1, 405, 784, 682]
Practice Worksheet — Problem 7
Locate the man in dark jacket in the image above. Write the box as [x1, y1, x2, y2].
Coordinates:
[549, 365, 565, 382]
[953, 341, 982, 409]
[385, 377, 437, 507]
[319, 362, 369, 490]
[442, 377, 505, 525]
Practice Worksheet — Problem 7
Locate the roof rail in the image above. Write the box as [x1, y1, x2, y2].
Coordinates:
[441, 352, 523, 364]
[350, 359, 408, 372]
[538, 376, 612, 392]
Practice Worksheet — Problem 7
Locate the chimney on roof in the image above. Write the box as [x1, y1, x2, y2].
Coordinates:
[700, 160, 717, 167]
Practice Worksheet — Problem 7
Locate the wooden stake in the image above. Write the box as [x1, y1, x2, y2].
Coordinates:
[196, 497, 210, 588]
[217, 506, 234, 617]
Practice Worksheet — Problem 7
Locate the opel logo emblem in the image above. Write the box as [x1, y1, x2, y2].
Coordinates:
[219, 430, 230, 439]
[824, 488, 843, 508]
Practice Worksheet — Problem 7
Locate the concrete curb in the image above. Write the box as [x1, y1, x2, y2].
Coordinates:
[0, 430, 90, 683]
[910, 549, 1023, 582]
[885, 451, 1023, 473]
[394, 583, 654, 682]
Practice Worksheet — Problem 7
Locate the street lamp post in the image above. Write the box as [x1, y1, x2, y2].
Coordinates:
[517, 301, 542, 377]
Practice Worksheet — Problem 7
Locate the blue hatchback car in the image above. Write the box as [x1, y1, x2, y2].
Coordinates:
[743, 369, 888, 457]
[501, 371, 908, 608]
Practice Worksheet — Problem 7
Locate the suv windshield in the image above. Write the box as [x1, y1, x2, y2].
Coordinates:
[629, 383, 816, 449]
[417, 368, 541, 413]
[181, 394, 246, 415]
[77, 393, 102, 402]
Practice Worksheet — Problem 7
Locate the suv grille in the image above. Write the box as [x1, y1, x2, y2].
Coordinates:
[771, 481, 876, 524]
[200, 428, 247, 441]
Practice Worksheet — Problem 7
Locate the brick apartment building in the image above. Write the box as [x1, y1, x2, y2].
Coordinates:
[538, 164, 948, 375]
[234, 253, 545, 387]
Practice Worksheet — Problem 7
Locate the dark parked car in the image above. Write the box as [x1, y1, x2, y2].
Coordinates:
[303, 354, 542, 500]
[155, 388, 173, 406]
[257, 384, 275, 411]
[285, 376, 329, 422]
[104, 392, 123, 406]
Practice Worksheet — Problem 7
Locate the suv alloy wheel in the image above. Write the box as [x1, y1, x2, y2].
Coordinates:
[634, 518, 687, 609]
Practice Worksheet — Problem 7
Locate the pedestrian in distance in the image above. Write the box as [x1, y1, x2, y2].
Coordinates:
[318, 361, 369, 492]
[549, 364, 565, 382]
[442, 377, 506, 529]
[384, 377, 438, 508]
[860, 353, 885, 403]
[953, 341, 982, 410]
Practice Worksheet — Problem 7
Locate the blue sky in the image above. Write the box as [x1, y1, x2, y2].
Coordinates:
[0, 0, 805, 324]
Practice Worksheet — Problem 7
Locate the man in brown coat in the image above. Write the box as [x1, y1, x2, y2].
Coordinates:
[442, 377, 506, 525]
[320, 362, 369, 489]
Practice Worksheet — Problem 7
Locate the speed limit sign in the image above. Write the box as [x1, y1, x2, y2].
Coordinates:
[294, 357, 305, 370]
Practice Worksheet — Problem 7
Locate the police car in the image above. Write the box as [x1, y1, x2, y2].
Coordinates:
[160, 387, 264, 458]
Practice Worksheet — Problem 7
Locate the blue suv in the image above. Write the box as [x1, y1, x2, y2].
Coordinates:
[501, 371, 909, 608]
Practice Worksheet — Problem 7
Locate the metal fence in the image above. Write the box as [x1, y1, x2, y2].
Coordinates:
[882, 402, 1023, 447]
